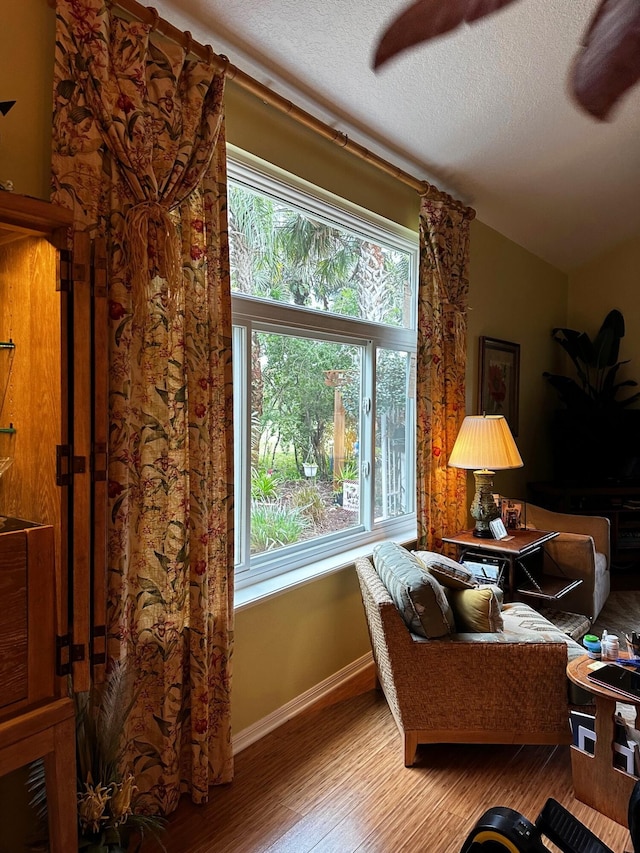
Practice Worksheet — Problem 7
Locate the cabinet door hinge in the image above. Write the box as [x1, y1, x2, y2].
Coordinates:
[56, 444, 87, 486]
[56, 634, 86, 677]
[91, 624, 107, 666]
[92, 442, 108, 482]
[58, 249, 87, 293]
[92, 237, 108, 299]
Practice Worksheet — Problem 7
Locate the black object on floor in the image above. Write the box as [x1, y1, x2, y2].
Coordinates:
[460, 797, 615, 853]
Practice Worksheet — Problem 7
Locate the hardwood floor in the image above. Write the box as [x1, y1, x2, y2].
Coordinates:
[158, 688, 633, 853]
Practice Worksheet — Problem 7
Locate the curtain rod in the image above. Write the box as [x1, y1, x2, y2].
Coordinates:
[64, 0, 473, 214]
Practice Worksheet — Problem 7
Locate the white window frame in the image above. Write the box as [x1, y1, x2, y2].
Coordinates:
[228, 146, 418, 603]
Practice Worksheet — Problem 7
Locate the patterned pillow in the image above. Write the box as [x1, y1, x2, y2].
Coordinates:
[448, 587, 504, 632]
[413, 550, 477, 590]
[373, 542, 455, 638]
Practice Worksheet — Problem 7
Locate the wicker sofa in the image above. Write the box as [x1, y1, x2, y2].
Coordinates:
[356, 551, 588, 767]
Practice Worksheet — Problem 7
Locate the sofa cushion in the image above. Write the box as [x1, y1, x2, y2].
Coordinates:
[413, 550, 478, 590]
[373, 542, 454, 638]
[449, 586, 504, 632]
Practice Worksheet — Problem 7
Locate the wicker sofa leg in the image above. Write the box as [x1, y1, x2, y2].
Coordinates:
[404, 732, 418, 767]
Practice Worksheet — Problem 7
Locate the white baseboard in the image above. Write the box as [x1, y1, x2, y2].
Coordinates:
[233, 651, 374, 755]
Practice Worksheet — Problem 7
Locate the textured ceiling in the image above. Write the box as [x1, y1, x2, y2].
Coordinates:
[153, 0, 640, 271]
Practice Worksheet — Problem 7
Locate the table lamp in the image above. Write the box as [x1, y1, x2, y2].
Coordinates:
[448, 414, 523, 538]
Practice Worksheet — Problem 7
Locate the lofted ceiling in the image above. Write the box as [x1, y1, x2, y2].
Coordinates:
[153, 0, 640, 271]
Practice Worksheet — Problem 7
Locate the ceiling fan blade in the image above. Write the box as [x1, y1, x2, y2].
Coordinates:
[571, 0, 640, 120]
[373, 0, 521, 69]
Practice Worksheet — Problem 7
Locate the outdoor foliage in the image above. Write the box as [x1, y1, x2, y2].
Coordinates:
[250, 467, 281, 501]
[250, 501, 310, 552]
[230, 176, 413, 556]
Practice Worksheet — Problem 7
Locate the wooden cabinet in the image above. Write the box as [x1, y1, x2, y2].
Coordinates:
[0, 191, 108, 850]
[528, 480, 640, 569]
[0, 519, 77, 853]
[0, 521, 55, 716]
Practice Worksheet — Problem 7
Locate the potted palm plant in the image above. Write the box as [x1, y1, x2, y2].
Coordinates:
[28, 662, 166, 852]
[543, 308, 640, 481]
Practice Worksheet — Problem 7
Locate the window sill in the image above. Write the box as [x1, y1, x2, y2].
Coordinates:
[234, 525, 418, 611]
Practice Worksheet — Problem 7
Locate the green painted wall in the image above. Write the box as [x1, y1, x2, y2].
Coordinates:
[4, 0, 569, 745]
[568, 233, 640, 397]
[2, 0, 55, 199]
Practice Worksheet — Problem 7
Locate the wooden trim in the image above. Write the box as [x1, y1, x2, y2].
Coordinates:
[0, 194, 73, 240]
[71, 230, 92, 692]
[26, 526, 56, 704]
[232, 653, 375, 754]
[91, 236, 108, 682]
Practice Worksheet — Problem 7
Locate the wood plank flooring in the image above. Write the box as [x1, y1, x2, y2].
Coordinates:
[157, 689, 633, 853]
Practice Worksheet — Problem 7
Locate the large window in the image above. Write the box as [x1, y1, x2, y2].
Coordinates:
[230, 152, 418, 586]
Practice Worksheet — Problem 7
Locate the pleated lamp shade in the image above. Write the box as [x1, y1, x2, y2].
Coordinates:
[448, 414, 523, 472]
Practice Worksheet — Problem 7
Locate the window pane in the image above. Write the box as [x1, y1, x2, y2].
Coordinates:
[250, 331, 362, 556]
[375, 349, 413, 521]
[229, 182, 412, 328]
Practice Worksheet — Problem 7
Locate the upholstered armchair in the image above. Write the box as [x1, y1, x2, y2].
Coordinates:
[355, 555, 572, 766]
[524, 501, 610, 621]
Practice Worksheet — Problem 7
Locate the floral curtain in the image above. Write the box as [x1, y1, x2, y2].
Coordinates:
[416, 191, 475, 552]
[52, 0, 233, 812]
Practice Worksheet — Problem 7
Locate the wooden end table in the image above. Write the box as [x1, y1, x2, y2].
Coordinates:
[567, 655, 639, 827]
[442, 528, 582, 602]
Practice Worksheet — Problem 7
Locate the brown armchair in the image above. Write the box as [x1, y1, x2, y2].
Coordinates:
[355, 556, 572, 766]
[524, 502, 610, 621]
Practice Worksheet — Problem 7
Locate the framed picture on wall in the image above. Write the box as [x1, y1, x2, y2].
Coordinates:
[478, 337, 520, 436]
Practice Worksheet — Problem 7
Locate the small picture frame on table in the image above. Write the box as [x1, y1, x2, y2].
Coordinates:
[478, 337, 520, 436]
[489, 517, 509, 540]
[501, 499, 526, 530]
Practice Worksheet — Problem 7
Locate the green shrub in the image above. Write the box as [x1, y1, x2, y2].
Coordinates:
[291, 484, 326, 525]
[337, 458, 358, 483]
[270, 451, 301, 480]
[250, 468, 280, 501]
[250, 501, 310, 552]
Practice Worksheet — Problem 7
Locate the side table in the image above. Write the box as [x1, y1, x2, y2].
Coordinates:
[442, 528, 582, 602]
[567, 655, 639, 827]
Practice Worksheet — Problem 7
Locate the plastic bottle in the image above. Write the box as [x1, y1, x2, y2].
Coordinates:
[582, 634, 601, 659]
[606, 635, 620, 661]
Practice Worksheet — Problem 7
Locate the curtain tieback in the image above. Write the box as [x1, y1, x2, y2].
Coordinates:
[442, 302, 467, 365]
[124, 200, 181, 316]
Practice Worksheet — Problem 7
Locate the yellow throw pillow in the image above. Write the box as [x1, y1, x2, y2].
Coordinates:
[449, 587, 504, 633]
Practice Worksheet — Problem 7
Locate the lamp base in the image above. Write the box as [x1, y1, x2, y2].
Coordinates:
[472, 527, 494, 538]
[470, 469, 500, 538]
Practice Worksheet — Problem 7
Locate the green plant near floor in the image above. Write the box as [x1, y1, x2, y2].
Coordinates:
[27, 663, 166, 853]
[543, 308, 640, 413]
[250, 501, 310, 551]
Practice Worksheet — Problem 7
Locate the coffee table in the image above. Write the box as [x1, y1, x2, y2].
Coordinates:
[566, 654, 639, 827]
